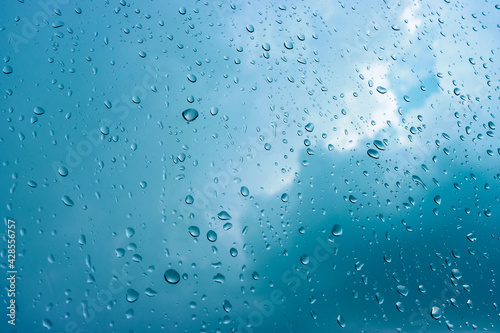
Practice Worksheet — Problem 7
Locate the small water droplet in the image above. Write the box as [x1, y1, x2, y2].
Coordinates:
[187, 73, 197, 83]
[376, 86, 387, 94]
[62, 195, 74, 207]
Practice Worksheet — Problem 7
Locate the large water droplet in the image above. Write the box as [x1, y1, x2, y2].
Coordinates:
[187, 73, 197, 83]
[217, 211, 232, 220]
[182, 108, 199, 122]
[126, 289, 139, 303]
[164, 269, 181, 284]
[58, 166, 69, 177]
[332, 224, 343, 236]
[337, 315, 346, 328]
[376, 86, 387, 94]
[240, 186, 249, 197]
[223, 300, 232, 312]
[367, 149, 380, 159]
[430, 306, 442, 319]
[213, 273, 225, 283]
[397, 285, 409, 297]
[207, 230, 217, 242]
[188, 226, 200, 237]
[185, 195, 194, 204]
[3, 65, 13, 74]
[62, 195, 74, 207]
[34, 106, 45, 115]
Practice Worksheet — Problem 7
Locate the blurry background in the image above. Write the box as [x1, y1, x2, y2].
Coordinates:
[1, 0, 499, 332]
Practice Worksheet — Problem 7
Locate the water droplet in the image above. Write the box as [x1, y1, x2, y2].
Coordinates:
[126, 289, 139, 303]
[304, 122, 315, 132]
[223, 300, 232, 312]
[396, 302, 404, 312]
[188, 226, 200, 237]
[284, 41, 293, 49]
[145, 288, 157, 297]
[240, 186, 249, 197]
[451, 268, 462, 280]
[337, 315, 346, 328]
[281, 193, 289, 202]
[230, 248, 238, 257]
[3, 65, 13, 74]
[367, 149, 380, 159]
[187, 73, 197, 83]
[58, 166, 69, 177]
[262, 43, 271, 51]
[373, 140, 385, 150]
[164, 269, 181, 284]
[213, 273, 225, 283]
[34, 106, 45, 115]
[42, 319, 53, 330]
[182, 108, 199, 122]
[125, 227, 135, 238]
[179, 7, 187, 15]
[62, 195, 74, 207]
[132, 96, 141, 104]
[430, 306, 442, 319]
[104, 100, 112, 109]
[376, 86, 387, 94]
[210, 106, 219, 116]
[217, 211, 232, 220]
[28, 180, 37, 188]
[246, 24, 254, 33]
[185, 195, 194, 204]
[397, 285, 409, 296]
[332, 224, 343, 236]
[139, 181, 147, 189]
[207, 230, 217, 242]
[300, 254, 310, 265]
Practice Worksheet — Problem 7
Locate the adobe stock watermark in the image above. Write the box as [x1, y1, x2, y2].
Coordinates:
[405, 278, 461, 333]
[59, 268, 136, 333]
[50, 64, 167, 177]
[7, 0, 73, 53]
[234, 236, 337, 332]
